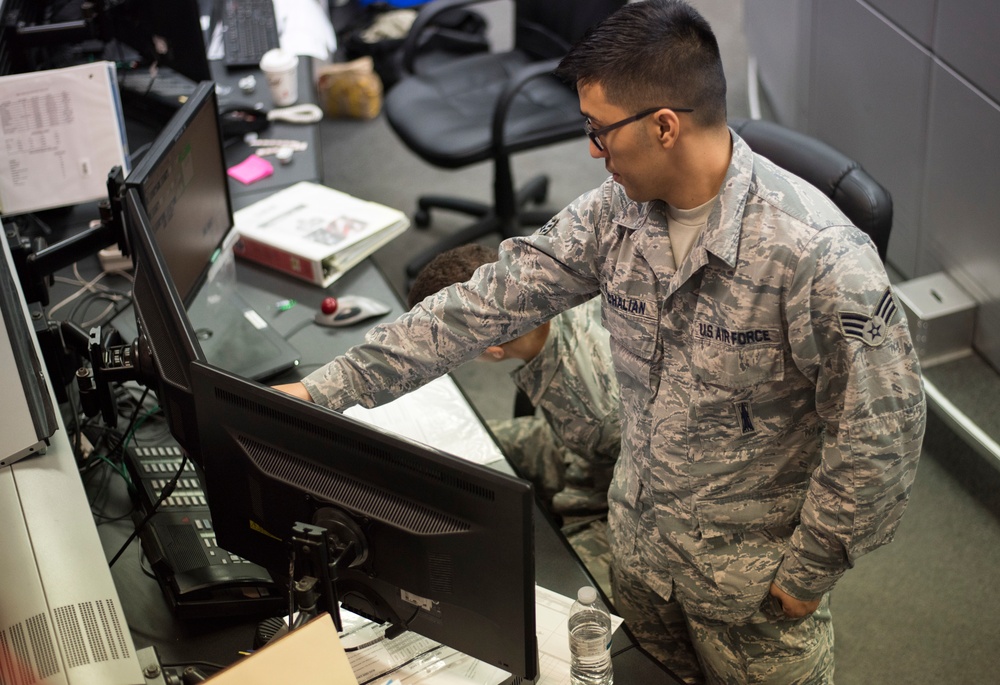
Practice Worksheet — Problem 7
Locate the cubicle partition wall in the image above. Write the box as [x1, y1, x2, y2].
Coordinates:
[744, 0, 1000, 373]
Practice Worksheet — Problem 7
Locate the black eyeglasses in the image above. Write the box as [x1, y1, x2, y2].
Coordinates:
[584, 106, 695, 151]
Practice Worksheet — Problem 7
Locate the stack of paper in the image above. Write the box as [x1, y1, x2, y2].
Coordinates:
[233, 181, 409, 287]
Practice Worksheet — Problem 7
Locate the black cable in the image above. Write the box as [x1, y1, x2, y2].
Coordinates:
[68, 291, 130, 329]
[106, 386, 152, 463]
[89, 465, 134, 523]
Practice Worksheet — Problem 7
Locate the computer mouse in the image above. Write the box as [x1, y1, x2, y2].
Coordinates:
[314, 296, 392, 327]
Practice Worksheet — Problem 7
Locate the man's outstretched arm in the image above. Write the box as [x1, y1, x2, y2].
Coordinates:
[273, 382, 313, 402]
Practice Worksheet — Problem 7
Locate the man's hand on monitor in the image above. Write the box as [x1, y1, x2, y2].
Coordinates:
[273, 382, 314, 402]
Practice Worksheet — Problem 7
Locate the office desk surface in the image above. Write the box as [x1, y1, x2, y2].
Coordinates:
[213, 58, 323, 204]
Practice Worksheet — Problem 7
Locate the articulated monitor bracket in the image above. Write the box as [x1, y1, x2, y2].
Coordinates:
[7, 167, 144, 420]
[74, 324, 143, 428]
[284, 509, 407, 640]
[9, 167, 128, 309]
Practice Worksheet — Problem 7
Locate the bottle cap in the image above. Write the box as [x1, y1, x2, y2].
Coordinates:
[577, 586, 598, 604]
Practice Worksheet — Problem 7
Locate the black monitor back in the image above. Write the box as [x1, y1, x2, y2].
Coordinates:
[190, 360, 538, 680]
[124, 187, 205, 457]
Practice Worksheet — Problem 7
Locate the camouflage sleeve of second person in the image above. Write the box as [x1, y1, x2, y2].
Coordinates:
[510, 298, 621, 464]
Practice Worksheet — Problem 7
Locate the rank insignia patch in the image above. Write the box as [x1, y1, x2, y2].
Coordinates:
[839, 287, 898, 347]
[734, 400, 757, 435]
[537, 217, 557, 235]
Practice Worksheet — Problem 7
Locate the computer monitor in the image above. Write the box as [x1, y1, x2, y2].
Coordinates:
[190, 361, 538, 679]
[123, 185, 205, 459]
[125, 80, 231, 306]
[0, 0, 209, 84]
[121, 79, 299, 380]
[0, 0, 48, 76]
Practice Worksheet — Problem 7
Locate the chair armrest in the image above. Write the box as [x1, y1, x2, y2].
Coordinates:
[491, 57, 567, 151]
[398, 0, 493, 75]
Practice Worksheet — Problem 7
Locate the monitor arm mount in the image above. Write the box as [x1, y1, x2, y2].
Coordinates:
[11, 167, 128, 308]
[7, 166, 148, 420]
[283, 509, 408, 640]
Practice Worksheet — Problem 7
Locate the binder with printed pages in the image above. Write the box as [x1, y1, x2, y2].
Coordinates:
[232, 181, 409, 287]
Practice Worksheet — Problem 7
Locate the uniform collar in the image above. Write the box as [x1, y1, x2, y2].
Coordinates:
[609, 129, 753, 270]
[706, 129, 754, 268]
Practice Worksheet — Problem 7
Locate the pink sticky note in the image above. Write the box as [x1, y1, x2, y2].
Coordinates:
[228, 154, 274, 184]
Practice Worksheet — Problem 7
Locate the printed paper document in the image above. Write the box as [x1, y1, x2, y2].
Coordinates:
[0, 62, 129, 216]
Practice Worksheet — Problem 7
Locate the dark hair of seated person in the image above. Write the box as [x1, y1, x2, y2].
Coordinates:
[407, 243, 498, 309]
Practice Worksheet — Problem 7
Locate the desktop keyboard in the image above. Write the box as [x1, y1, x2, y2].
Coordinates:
[220, 0, 281, 69]
[125, 439, 284, 619]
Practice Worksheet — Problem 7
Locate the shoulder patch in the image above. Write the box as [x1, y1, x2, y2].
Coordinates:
[839, 287, 898, 347]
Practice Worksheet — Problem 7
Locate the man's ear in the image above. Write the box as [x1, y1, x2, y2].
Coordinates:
[483, 345, 506, 361]
[654, 108, 682, 149]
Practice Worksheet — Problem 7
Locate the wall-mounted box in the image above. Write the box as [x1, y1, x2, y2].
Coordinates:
[895, 273, 977, 367]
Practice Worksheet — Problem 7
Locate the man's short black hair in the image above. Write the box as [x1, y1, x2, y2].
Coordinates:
[555, 0, 727, 128]
[407, 243, 497, 309]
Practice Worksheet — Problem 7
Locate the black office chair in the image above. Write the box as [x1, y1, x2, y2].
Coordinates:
[384, 0, 626, 285]
[730, 118, 892, 262]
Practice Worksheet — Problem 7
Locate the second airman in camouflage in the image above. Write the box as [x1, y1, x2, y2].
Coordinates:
[407, 245, 620, 521]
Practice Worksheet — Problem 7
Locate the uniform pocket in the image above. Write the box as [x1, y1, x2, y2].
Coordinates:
[691, 338, 784, 389]
[601, 304, 658, 393]
[695, 483, 806, 539]
[690, 342, 789, 456]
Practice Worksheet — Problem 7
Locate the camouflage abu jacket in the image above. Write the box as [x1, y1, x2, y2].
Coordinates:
[511, 298, 620, 467]
[302, 131, 926, 622]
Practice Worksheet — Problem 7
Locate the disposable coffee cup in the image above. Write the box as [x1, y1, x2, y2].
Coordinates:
[259, 49, 299, 106]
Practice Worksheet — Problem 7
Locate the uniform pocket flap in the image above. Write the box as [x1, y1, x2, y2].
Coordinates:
[692, 339, 784, 389]
[696, 483, 806, 538]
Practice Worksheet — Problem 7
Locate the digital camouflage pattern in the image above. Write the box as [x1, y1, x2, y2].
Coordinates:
[488, 298, 619, 516]
[302, 131, 925, 674]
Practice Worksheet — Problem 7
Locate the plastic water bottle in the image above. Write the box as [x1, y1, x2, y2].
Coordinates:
[568, 585, 614, 685]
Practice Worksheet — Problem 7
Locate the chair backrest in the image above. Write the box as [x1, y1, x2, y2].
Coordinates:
[730, 118, 892, 262]
[514, 0, 626, 60]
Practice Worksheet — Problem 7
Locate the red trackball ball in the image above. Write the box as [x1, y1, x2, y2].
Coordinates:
[321, 297, 338, 315]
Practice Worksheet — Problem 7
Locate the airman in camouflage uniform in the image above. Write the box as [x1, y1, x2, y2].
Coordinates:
[278, 2, 926, 683]
[407, 245, 620, 521]
[482, 296, 619, 518]
[483, 297, 618, 593]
